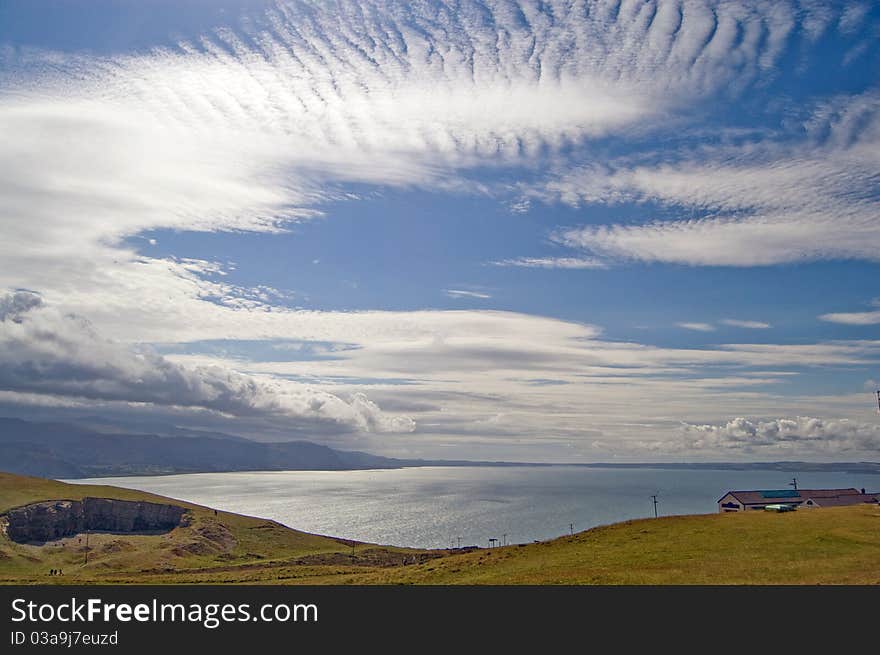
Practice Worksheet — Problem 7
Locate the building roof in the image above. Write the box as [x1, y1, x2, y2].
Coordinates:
[718, 488, 861, 505]
[800, 488, 862, 498]
[804, 494, 880, 507]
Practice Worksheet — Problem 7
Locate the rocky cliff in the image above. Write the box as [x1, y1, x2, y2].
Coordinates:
[3, 497, 187, 543]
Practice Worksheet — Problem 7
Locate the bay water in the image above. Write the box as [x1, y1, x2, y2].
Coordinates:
[69, 466, 877, 549]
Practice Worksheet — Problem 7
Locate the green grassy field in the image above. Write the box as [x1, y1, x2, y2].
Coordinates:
[3, 471, 880, 584]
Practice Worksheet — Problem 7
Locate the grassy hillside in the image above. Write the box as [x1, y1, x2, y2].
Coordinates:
[363, 505, 880, 584]
[3, 472, 880, 584]
[0, 472, 441, 584]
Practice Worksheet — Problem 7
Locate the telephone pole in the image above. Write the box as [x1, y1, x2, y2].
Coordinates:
[789, 477, 798, 491]
[651, 495, 659, 518]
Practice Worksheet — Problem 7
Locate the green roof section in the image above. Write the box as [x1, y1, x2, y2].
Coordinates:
[761, 490, 799, 498]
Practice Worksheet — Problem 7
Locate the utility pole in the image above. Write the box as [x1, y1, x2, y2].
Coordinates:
[651, 495, 659, 518]
[502, 533, 507, 547]
[569, 523, 574, 536]
[789, 478, 798, 491]
[457, 536, 461, 549]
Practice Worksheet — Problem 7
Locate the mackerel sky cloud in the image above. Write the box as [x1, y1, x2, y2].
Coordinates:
[1, 1, 879, 461]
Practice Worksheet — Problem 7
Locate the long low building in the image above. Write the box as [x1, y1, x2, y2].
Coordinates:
[717, 488, 879, 512]
[801, 493, 880, 508]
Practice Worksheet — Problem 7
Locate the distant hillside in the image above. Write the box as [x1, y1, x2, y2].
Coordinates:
[570, 461, 880, 474]
[0, 417, 407, 478]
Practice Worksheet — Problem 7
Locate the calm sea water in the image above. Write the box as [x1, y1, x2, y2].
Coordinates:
[68, 466, 878, 549]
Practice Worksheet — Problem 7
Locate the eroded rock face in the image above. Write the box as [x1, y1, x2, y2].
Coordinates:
[3, 497, 187, 543]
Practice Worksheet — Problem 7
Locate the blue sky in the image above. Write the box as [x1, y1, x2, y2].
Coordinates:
[1, 1, 879, 461]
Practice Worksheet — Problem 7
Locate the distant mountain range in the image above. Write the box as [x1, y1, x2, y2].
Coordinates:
[1, 416, 879, 479]
[0, 417, 413, 478]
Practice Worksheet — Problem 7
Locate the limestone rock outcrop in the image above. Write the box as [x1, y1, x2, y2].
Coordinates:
[3, 497, 187, 543]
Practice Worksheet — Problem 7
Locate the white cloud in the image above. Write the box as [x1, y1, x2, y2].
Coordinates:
[0, 0, 826, 324]
[0, 292, 414, 434]
[820, 299, 880, 325]
[671, 416, 880, 454]
[546, 92, 880, 267]
[0, 1, 660, 359]
[444, 289, 491, 300]
[838, 3, 870, 34]
[677, 322, 715, 332]
[166, 319, 880, 458]
[492, 257, 607, 270]
[820, 311, 880, 325]
[721, 319, 772, 329]
[7, 283, 880, 459]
